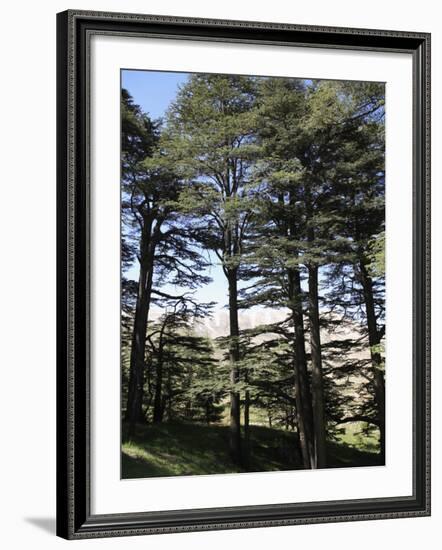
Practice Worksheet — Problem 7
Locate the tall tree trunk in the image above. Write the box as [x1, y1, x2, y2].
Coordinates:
[243, 370, 250, 468]
[125, 234, 154, 428]
[227, 267, 242, 465]
[152, 344, 164, 423]
[284, 191, 315, 468]
[304, 186, 327, 468]
[205, 400, 211, 425]
[359, 258, 386, 463]
[167, 369, 172, 421]
[288, 267, 315, 469]
[308, 264, 327, 469]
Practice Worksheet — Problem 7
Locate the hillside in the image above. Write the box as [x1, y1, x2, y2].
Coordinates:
[122, 421, 382, 479]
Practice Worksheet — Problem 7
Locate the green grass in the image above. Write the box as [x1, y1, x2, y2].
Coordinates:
[122, 421, 382, 479]
[332, 422, 380, 453]
[326, 421, 383, 468]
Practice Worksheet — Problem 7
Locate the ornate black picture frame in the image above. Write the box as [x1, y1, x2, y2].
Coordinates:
[56, 9, 430, 539]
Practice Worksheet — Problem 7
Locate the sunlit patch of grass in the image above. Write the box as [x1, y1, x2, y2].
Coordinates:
[332, 422, 380, 453]
[326, 421, 383, 468]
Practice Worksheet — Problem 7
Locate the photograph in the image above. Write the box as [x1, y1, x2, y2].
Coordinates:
[120, 69, 386, 478]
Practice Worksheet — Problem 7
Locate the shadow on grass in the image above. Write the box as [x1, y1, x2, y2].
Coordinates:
[326, 441, 384, 468]
[122, 421, 382, 479]
[122, 451, 172, 478]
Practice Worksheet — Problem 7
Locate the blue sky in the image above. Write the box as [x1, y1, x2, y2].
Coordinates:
[122, 69, 229, 309]
[122, 70, 188, 121]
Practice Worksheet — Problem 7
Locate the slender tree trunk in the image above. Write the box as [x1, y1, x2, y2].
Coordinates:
[244, 390, 250, 440]
[152, 345, 164, 423]
[292, 357, 311, 468]
[167, 369, 172, 421]
[125, 233, 154, 428]
[285, 409, 290, 430]
[308, 264, 327, 469]
[160, 396, 167, 421]
[227, 267, 242, 465]
[206, 401, 211, 425]
[304, 187, 327, 468]
[288, 267, 315, 469]
[244, 370, 250, 468]
[359, 258, 386, 463]
[290, 407, 296, 430]
[285, 191, 315, 468]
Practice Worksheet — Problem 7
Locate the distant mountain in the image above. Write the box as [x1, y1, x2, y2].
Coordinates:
[149, 305, 366, 344]
[193, 307, 288, 338]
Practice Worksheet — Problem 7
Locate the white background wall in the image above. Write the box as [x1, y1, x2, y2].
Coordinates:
[0, 0, 439, 548]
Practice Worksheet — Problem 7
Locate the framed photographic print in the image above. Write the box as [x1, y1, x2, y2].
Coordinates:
[56, 10, 431, 539]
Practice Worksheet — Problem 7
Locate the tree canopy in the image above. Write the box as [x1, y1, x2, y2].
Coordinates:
[121, 73, 385, 475]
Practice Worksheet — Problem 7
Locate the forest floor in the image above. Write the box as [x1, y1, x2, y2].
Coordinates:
[121, 421, 383, 479]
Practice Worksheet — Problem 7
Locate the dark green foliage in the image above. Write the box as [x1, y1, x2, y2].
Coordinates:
[145, 299, 222, 424]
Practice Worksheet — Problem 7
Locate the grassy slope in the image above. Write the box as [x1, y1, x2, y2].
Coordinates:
[122, 421, 382, 479]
